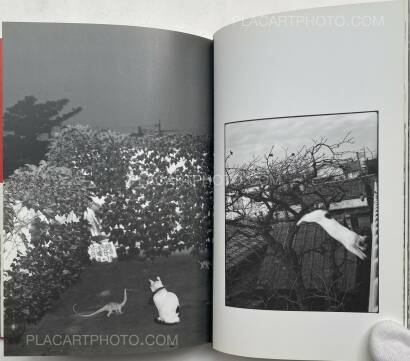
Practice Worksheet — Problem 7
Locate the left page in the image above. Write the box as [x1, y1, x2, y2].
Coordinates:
[2, 22, 213, 356]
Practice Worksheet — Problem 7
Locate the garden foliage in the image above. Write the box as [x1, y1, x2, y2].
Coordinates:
[4, 124, 212, 325]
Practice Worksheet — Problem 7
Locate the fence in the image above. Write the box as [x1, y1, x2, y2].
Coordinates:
[368, 181, 379, 312]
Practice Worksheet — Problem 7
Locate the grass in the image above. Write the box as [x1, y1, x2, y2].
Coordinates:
[5, 255, 211, 356]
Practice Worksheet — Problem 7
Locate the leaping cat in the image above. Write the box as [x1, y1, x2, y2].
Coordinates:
[149, 277, 180, 324]
[297, 209, 367, 260]
[73, 288, 127, 317]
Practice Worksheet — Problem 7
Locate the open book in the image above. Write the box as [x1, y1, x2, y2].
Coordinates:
[1, 1, 408, 360]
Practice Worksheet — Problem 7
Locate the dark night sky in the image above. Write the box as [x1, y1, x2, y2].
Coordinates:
[3, 22, 212, 135]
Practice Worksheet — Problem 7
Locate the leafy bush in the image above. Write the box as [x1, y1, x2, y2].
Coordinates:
[4, 219, 92, 324]
[4, 125, 212, 326]
[4, 162, 93, 324]
[5, 161, 91, 218]
[48, 125, 213, 258]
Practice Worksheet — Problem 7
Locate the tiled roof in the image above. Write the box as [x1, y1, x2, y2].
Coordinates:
[256, 221, 359, 291]
[225, 176, 376, 295]
[226, 220, 361, 294]
[306, 174, 376, 204]
[225, 225, 267, 272]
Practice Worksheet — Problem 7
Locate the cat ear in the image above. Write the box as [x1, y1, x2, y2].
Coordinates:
[149, 279, 154, 284]
[156, 276, 161, 281]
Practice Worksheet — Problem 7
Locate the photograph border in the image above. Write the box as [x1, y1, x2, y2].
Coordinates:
[224, 110, 380, 314]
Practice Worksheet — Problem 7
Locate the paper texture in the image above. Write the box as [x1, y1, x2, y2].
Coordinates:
[213, 2, 407, 360]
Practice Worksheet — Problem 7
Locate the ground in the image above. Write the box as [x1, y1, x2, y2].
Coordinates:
[5, 255, 211, 356]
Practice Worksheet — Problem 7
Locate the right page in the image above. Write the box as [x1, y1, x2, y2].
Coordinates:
[213, 2, 407, 361]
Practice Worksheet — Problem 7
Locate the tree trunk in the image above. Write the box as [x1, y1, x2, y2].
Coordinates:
[284, 224, 307, 311]
[261, 223, 307, 311]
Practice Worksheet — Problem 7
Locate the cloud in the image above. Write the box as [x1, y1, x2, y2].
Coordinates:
[225, 112, 377, 165]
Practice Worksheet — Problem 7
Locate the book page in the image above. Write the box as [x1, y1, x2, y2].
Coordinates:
[213, 2, 407, 360]
[2, 23, 213, 356]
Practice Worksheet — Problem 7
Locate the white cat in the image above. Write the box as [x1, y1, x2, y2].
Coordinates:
[297, 209, 367, 260]
[149, 277, 180, 324]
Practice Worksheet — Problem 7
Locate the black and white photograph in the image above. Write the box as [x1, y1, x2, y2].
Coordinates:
[2, 22, 213, 355]
[225, 112, 379, 313]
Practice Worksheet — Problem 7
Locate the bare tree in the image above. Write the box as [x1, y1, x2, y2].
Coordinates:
[225, 133, 357, 310]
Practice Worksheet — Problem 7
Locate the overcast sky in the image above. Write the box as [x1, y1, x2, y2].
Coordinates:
[225, 112, 378, 166]
[3, 22, 212, 135]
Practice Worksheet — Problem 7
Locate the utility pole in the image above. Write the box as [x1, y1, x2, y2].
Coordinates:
[155, 119, 176, 136]
[156, 119, 162, 136]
